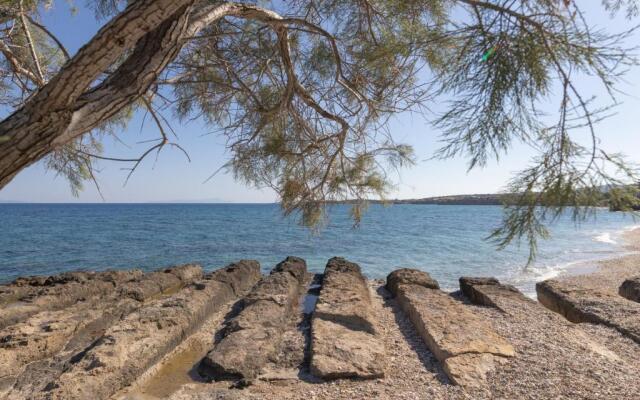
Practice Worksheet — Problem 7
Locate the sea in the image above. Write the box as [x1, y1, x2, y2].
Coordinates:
[1, 203, 638, 296]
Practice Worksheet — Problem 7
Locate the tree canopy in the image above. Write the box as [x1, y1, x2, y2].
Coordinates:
[0, 0, 639, 260]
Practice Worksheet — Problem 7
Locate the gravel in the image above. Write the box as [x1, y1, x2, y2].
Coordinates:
[124, 231, 640, 399]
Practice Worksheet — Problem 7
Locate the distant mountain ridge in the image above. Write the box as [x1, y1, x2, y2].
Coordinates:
[389, 193, 509, 205]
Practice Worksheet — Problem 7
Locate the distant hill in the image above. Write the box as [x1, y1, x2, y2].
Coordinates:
[328, 194, 513, 206]
[389, 194, 510, 205]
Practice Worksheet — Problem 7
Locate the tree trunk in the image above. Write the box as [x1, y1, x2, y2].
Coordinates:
[0, 1, 282, 190]
[0, 0, 198, 188]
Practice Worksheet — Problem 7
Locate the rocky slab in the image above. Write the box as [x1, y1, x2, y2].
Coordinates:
[119, 264, 203, 301]
[386, 268, 440, 294]
[0, 269, 142, 330]
[459, 276, 533, 313]
[387, 269, 514, 390]
[0, 298, 140, 397]
[310, 257, 385, 380]
[0, 265, 203, 397]
[619, 276, 640, 303]
[37, 261, 261, 400]
[537, 279, 640, 343]
[200, 258, 307, 382]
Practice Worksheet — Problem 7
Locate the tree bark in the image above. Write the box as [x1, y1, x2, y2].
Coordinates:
[0, 1, 288, 190]
[0, 0, 198, 188]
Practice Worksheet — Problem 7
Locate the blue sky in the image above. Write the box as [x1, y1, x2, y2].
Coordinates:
[2, 1, 640, 203]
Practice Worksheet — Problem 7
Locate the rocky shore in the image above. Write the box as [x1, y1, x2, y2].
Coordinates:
[1, 233, 640, 399]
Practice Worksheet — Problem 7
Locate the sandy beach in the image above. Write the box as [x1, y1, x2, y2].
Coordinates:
[557, 227, 640, 295]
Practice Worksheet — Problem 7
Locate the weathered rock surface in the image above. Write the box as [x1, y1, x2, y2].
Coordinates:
[271, 256, 307, 283]
[619, 275, 640, 303]
[459, 276, 533, 312]
[443, 353, 504, 390]
[0, 300, 138, 384]
[0, 266, 204, 397]
[537, 279, 640, 343]
[386, 268, 439, 294]
[119, 264, 203, 302]
[311, 318, 385, 380]
[0, 264, 205, 396]
[387, 268, 514, 391]
[314, 257, 376, 334]
[36, 261, 261, 400]
[165, 264, 204, 283]
[310, 257, 385, 380]
[200, 258, 307, 382]
[0, 269, 142, 330]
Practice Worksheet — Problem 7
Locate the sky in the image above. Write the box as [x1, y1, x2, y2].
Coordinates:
[1, 1, 640, 203]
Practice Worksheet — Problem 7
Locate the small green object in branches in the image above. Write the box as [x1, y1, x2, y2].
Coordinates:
[0, 136, 9, 143]
[481, 46, 497, 62]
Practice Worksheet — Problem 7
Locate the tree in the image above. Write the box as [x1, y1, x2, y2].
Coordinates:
[0, 0, 638, 259]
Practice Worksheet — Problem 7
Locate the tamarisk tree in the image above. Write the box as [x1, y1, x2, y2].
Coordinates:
[0, 0, 638, 258]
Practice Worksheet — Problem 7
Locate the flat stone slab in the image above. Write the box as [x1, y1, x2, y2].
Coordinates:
[310, 318, 385, 379]
[313, 257, 376, 334]
[619, 276, 640, 303]
[119, 264, 202, 302]
[200, 258, 306, 382]
[37, 261, 261, 400]
[386, 268, 440, 294]
[0, 269, 142, 330]
[460, 276, 533, 312]
[0, 297, 138, 378]
[310, 257, 384, 380]
[0, 264, 205, 396]
[387, 269, 514, 391]
[537, 279, 640, 343]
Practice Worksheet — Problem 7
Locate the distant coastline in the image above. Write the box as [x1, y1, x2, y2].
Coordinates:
[0, 194, 509, 206]
[328, 193, 510, 206]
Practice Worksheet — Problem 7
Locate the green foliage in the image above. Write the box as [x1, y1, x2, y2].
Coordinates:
[1, 0, 639, 260]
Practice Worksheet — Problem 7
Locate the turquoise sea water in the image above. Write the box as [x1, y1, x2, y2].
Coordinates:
[1, 203, 637, 295]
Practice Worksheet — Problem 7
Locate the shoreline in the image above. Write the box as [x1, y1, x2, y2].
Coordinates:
[2, 237, 640, 398]
[556, 227, 640, 294]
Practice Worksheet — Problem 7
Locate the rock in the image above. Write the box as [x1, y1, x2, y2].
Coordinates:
[97, 269, 144, 284]
[200, 258, 306, 382]
[396, 283, 515, 361]
[443, 353, 501, 390]
[313, 257, 376, 333]
[0, 269, 144, 330]
[201, 326, 282, 380]
[227, 299, 289, 333]
[619, 276, 640, 303]
[0, 298, 140, 398]
[459, 277, 499, 294]
[310, 318, 385, 379]
[164, 264, 204, 283]
[38, 261, 261, 400]
[537, 279, 640, 343]
[386, 268, 439, 295]
[244, 271, 300, 307]
[310, 257, 384, 380]
[119, 265, 203, 303]
[119, 271, 182, 301]
[272, 256, 307, 283]
[209, 260, 262, 296]
[387, 268, 514, 391]
[459, 276, 532, 312]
